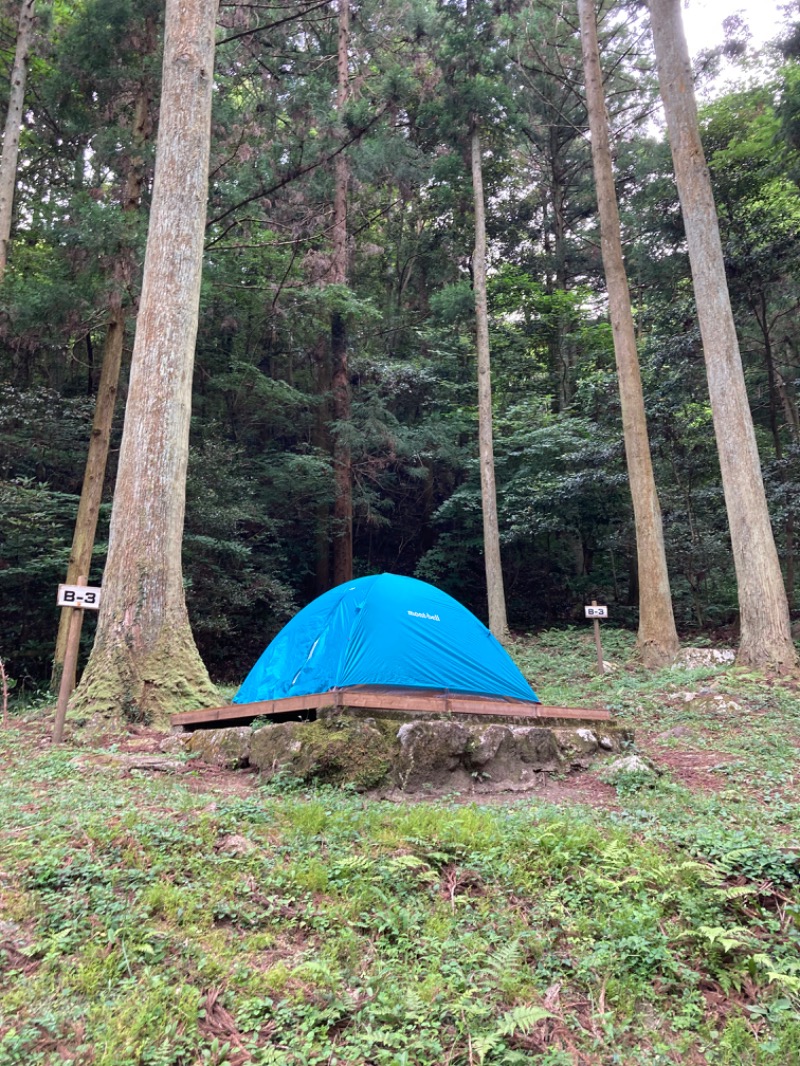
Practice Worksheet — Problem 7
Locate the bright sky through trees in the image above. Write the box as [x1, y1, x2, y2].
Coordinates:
[683, 0, 784, 54]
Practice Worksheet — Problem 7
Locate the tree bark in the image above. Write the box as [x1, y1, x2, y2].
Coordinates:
[313, 336, 332, 595]
[777, 363, 800, 612]
[578, 0, 679, 667]
[471, 119, 509, 642]
[788, 530, 797, 619]
[750, 290, 798, 609]
[330, 0, 352, 586]
[776, 361, 800, 443]
[648, 0, 796, 669]
[73, 0, 220, 724]
[0, 0, 35, 281]
[52, 86, 152, 692]
[548, 129, 575, 413]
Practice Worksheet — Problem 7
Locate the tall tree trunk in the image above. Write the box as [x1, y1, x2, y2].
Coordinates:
[313, 337, 332, 595]
[776, 360, 800, 443]
[548, 132, 575, 412]
[0, 0, 35, 281]
[786, 515, 795, 615]
[648, 0, 796, 669]
[777, 362, 800, 612]
[751, 289, 783, 458]
[578, 0, 679, 667]
[750, 291, 797, 609]
[85, 333, 94, 395]
[52, 87, 152, 692]
[471, 119, 509, 642]
[330, 0, 352, 585]
[73, 0, 220, 724]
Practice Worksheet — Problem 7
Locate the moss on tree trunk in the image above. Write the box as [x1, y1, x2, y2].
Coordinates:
[72, 594, 217, 728]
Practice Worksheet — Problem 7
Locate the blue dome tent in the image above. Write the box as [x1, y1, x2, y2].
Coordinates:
[233, 573, 539, 706]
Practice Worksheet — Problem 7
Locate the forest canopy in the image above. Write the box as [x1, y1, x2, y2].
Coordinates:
[1, 0, 799, 693]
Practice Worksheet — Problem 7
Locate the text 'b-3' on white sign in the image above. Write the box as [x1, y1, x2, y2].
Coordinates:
[585, 605, 608, 619]
[57, 584, 102, 610]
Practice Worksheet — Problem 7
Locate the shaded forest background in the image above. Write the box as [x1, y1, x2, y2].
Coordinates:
[2, 0, 800, 689]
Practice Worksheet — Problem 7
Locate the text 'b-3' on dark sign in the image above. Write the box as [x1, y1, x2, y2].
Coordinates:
[57, 584, 101, 610]
[585, 605, 608, 619]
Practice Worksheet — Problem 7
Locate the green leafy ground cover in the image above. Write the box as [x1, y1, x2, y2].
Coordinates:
[1, 629, 799, 1065]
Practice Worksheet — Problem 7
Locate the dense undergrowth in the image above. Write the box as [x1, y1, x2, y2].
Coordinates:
[1, 629, 799, 1065]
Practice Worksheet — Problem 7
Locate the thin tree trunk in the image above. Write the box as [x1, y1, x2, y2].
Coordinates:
[750, 290, 797, 608]
[648, 0, 796, 669]
[578, 0, 679, 667]
[550, 141, 575, 413]
[331, 315, 352, 585]
[471, 119, 509, 642]
[313, 337, 332, 595]
[86, 333, 94, 395]
[0, 0, 35, 281]
[789, 515, 797, 618]
[51, 310, 125, 692]
[330, 0, 352, 585]
[776, 362, 800, 443]
[752, 289, 783, 458]
[73, 0, 220, 724]
[51, 87, 152, 692]
[777, 363, 800, 612]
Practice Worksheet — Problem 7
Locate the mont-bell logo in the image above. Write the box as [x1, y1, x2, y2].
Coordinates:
[407, 610, 440, 621]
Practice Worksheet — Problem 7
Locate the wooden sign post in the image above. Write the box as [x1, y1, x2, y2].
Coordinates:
[585, 600, 608, 676]
[52, 578, 101, 744]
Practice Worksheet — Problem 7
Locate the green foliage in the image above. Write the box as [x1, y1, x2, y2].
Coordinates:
[2, 0, 800, 688]
[0, 477, 102, 686]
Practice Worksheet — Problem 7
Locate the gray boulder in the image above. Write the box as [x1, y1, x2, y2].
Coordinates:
[393, 721, 563, 792]
[553, 727, 598, 767]
[602, 754, 661, 785]
[186, 726, 253, 769]
[249, 716, 394, 790]
[394, 721, 474, 791]
[180, 711, 628, 796]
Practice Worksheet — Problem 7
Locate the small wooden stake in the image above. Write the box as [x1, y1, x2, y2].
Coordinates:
[0, 656, 8, 728]
[592, 599, 604, 676]
[53, 574, 85, 744]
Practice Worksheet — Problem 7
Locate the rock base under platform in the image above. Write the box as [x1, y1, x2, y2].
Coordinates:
[180, 709, 632, 794]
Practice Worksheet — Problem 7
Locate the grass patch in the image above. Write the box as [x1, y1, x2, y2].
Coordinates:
[1, 628, 799, 1063]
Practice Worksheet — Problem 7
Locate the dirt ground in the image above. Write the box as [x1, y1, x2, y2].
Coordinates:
[29, 719, 697, 810]
[13, 708, 754, 811]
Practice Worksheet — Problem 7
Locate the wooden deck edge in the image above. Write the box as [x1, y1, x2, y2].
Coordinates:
[172, 689, 612, 727]
[172, 692, 333, 726]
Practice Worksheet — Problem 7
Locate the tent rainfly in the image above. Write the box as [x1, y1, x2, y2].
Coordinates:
[233, 573, 539, 706]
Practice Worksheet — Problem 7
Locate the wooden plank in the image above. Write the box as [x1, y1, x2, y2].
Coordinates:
[536, 706, 611, 721]
[172, 687, 611, 728]
[172, 692, 335, 726]
[336, 690, 534, 717]
[335, 688, 612, 721]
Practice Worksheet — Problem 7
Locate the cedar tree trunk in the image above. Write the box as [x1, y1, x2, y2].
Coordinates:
[0, 0, 35, 280]
[330, 0, 353, 585]
[313, 336, 332, 595]
[471, 120, 509, 642]
[73, 0, 220, 724]
[52, 87, 152, 691]
[649, 0, 796, 669]
[578, 0, 679, 667]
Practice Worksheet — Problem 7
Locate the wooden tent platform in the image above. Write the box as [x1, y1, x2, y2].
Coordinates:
[172, 686, 612, 730]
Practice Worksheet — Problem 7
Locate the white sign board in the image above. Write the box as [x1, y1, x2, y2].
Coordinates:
[57, 584, 101, 610]
[585, 605, 608, 619]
